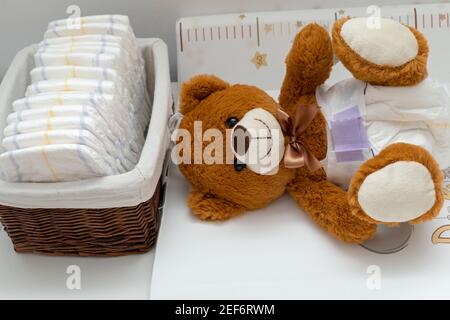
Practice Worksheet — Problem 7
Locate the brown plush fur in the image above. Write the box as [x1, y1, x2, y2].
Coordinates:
[332, 17, 429, 86]
[348, 143, 444, 225]
[180, 75, 230, 114]
[178, 23, 377, 243]
[179, 82, 295, 212]
[279, 23, 334, 106]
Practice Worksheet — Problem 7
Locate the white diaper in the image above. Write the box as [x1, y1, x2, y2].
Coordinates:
[48, 14, 131, 29]
[0, 144, 115, 182]
[6, 104, 140, 160]
[12, 92, 147, 141]
[2, 129, 123, 172]
[316, 77, 450, 188]
[44, 22, 135, 41]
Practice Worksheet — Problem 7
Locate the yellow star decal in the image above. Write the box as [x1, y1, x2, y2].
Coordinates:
[251, 51, 268, 70]
[239, 14, 246, 20]
[264, 24, 273, 33]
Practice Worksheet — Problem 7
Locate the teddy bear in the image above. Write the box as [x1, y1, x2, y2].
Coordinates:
[175, 18, 445, 244]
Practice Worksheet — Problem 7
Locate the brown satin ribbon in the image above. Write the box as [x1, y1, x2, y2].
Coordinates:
[276, 104, 322, 171]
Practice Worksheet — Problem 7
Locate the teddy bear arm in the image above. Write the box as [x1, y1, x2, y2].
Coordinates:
[188, 189, 246, 221]
[287, 172, 377, 243]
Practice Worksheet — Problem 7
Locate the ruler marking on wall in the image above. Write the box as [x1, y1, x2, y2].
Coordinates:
[178, 7, 450, 54]
[414, 7, 418, 29]
[256, 17, 261, 46]
[179, 22, 183, 52]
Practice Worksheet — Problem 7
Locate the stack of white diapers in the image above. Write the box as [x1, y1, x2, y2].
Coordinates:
[0, 15, 150, 182]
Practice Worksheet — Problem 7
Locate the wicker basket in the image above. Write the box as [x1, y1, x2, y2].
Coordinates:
[0, 39, 172, 256]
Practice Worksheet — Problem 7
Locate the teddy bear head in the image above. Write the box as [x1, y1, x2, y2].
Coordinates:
[176, 74, 295, 210]
[332, 16, 429, 86]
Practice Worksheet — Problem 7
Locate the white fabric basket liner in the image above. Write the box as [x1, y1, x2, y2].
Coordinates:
[0, 38, 172, 209]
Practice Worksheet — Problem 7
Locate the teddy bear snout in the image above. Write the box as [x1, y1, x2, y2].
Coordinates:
[230, 108, 285, 175]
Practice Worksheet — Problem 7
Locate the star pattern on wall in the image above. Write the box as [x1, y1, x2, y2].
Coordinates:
[338, 9, 346, 15]
[239, 14, 246, 20]
[444, 184, 450, 200]
[296, 20, 303, 28]
[251, 51, 268, 70]
[264, 23, 273, 33]
[439, 13, 447, 21]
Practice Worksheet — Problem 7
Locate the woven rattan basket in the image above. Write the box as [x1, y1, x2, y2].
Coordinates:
[0, 39, 172, 256]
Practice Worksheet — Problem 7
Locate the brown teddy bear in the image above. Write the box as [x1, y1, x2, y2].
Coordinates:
[176, 19, 444, 243]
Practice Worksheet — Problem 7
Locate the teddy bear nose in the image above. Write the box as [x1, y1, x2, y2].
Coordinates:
[232, 125, 250, 156]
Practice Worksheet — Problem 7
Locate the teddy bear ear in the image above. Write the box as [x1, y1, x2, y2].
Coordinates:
[179, 74, 230, 114]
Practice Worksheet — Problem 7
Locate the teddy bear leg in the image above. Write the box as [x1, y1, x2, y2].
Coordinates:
[348, 143, 444, 225]
[188, 189, 246, 221]
[279, 23, 333, 107]
[287, 170, 377, 243]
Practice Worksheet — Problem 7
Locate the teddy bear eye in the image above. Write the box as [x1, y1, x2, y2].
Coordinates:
[225, 117, 239, 128]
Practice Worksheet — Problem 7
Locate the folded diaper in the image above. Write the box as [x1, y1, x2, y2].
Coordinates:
[39, 35, 140, 62]
[12, 92, 146, 142]
[45, 21, 135, 41]
[2, 129, 123, 172]
[0, 15, 150, 182]
[48, 14, 131, 28]
[30, 66, 118, 82]
[0, 144, 116, 182]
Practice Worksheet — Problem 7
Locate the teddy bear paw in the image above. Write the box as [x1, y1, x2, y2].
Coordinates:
[348, 143, 444, 225]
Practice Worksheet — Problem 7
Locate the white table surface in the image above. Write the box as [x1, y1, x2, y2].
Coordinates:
[0, 227, 155, 299]
[150, 164, 450, 300]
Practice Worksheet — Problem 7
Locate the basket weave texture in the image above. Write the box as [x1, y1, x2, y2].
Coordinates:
[0, 183, 161, 256]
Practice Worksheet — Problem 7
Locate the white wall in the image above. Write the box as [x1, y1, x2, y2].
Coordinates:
[0, 0, 443, 80]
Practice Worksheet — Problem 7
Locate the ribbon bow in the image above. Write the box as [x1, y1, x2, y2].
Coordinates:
[276, 104, 322, 171]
